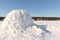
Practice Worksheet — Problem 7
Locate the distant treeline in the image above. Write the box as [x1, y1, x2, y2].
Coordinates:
[32, 17, 60, 21]
[0, 17, 60, 21]
[0, 17, 5, 21]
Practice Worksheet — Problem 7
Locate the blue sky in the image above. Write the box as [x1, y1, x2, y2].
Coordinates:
[0, 0, 60, 17]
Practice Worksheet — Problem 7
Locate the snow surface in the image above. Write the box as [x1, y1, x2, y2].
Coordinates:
[0, 10, 60, 40]
[0, 20, 60, 40]
[0, 21, 2, 26]
[34, 21, 60, 40]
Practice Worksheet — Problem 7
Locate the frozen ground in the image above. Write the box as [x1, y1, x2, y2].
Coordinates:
[0, 21, 60, 40]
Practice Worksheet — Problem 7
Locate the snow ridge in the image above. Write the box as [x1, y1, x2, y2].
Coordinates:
[0, 10, 53, 40]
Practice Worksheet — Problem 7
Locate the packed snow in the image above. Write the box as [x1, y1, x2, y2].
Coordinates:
[34, 21, 60, 40]
[0, 21, 2, 26]
[0, 10, 60, 40]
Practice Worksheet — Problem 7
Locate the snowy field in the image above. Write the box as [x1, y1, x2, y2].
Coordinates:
[35, 21, 60, 40]
[0, 20, 60, 40]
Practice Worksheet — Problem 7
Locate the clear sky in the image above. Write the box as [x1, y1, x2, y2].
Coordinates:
[0, 0, 60, 17]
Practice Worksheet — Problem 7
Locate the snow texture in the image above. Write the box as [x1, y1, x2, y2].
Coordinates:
[34, 21, 60, 40]
[0, 21, 2, 26]
[0, 10, 60, 40]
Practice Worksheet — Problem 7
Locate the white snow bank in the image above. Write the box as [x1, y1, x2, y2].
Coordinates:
[0, 10, 60, 40]
[1, 10, 33, 29]
[0, 10, 44, 40]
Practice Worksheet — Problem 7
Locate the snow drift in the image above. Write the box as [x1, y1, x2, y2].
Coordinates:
[0, 10, 43, 40]
[0, 9, 60, 40]
[1, 10, 33, 29]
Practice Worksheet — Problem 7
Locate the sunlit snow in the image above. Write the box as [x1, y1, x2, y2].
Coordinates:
[0, 10, 60, 40]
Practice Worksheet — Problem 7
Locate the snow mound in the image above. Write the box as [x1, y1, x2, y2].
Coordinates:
[1, 10, 33, 29]
[0, 10, 52, 40]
